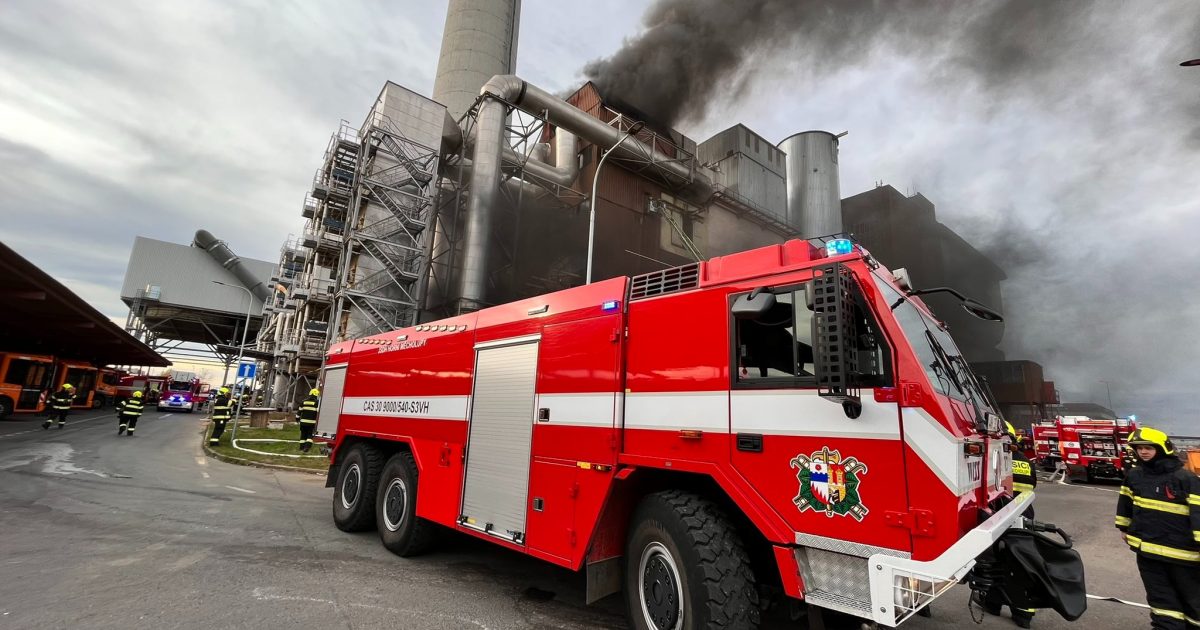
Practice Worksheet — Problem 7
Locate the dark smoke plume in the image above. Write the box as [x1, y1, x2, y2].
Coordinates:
[584, 1, 1200, 429]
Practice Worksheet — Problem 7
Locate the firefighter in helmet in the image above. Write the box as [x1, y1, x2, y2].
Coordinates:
[980, 421, 1039, 627]
[42, 383, 75, 430]
[297, 388, 319, 452]
[1116, 427, 1200, 630]
[208, 386, 233, 446]
[115, 391, 145, 436]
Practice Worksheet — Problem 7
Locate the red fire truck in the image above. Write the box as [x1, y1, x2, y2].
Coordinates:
[316, 238, 1064, 627]
[115, 373, 167, 404]
[1030, 421, 1060, 472]
[1056, 416, 1137, 483]
[158, 370, 201, 413]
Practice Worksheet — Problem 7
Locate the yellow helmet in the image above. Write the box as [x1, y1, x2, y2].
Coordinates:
[63, 383, 74, 390]
[219, 386, 230, 394]
[1127, 427, 1175, 455]
[310, 388, 321, 396]
[133, 391, 144, 398]
[1005, 421, 1017, 440]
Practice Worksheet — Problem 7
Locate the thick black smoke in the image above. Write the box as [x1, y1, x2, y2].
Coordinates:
[585, 1, 1200, 428]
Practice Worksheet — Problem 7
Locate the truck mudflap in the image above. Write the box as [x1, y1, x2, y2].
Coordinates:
[864, 491, 1035, 627]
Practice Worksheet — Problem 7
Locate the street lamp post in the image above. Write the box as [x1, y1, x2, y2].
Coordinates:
[1098, 379, 1114, 414]
[586, 120, 645, 284]
[212, 280, 254, 442]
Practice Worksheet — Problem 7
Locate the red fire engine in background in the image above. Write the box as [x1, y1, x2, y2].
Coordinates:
[315, 238, 1073, 627]
[1031, 421, 1061, 472]
[157, 370, 201, 413]
[115, 373, 167, 404]
[1040, 416, 1137, 483]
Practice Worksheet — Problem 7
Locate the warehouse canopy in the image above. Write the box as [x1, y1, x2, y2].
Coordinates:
[0, 242, 168, 367]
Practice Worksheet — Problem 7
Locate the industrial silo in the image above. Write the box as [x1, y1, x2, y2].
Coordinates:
[778, 131, 842, 237]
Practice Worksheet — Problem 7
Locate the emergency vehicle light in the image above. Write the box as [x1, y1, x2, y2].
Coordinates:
[825, 238, 854, 257]
[602, 300, 620, 312]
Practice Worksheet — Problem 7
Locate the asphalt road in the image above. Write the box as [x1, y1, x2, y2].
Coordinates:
[0, 409, 1153, 629]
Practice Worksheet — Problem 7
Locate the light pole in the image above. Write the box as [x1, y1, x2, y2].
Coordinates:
[1098, 379, 1114, 414]
[1181, 58, 1200, 67]
[586, 120, 645, 284]
[213, 280, 254, 442]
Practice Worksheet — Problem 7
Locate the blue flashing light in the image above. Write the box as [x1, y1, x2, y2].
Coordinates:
[1129, 414, 1137, 422]
[601, 300, 621, 312]
[825, 238, 854, 257]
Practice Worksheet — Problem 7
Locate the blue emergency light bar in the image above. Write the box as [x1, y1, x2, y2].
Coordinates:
[825, 238, 854, 257]
[601, 300, 621, 312]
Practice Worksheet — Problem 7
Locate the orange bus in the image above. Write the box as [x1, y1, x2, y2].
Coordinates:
[0, 352, 55, 418]
[54, 360, 98, 409]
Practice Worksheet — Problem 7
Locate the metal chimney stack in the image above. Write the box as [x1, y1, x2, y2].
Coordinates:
[432, 0, 522, 121]
[779, 131, 843, 237]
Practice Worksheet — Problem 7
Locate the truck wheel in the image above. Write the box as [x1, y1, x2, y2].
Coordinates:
[375, 451, 437, 556]
[624, 490, 760, 630]
[332, 444, 382, 532]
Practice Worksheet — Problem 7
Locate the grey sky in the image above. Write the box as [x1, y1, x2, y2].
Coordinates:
[1, 1, 1197, 431]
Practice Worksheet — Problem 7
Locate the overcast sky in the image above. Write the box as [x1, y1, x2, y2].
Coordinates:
[1, 1, 1197, 431]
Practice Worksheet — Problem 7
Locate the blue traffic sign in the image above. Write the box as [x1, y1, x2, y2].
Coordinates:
[237, 363, 256, 379]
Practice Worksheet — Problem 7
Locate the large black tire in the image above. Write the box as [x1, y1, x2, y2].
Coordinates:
[332, 444, 382, 532]
[375, 451, 437, 556]
[624, 490, 759, 630]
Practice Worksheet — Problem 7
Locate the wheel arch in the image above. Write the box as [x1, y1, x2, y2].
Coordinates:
[585, 468, 779, 602]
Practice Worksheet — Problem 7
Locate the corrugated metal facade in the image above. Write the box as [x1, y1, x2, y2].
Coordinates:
[120, 236, 272, 314]
[696, 124, 788, 221]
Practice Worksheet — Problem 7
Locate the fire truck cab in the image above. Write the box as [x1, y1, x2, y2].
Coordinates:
[319, 238, 1049, 627]
[1031, 421, 1061, 472]
[158, 370, 201, 413]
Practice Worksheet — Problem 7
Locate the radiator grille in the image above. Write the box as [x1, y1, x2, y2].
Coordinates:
[629, 263, 700, 300]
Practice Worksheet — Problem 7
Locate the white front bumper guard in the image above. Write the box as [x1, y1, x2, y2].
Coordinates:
[866, 491, 1034, 627]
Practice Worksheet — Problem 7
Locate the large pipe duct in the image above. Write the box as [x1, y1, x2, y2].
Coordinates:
[193, 230, 270, 303]
[779, 131, 843, 237]
[457, 75, 713, 306]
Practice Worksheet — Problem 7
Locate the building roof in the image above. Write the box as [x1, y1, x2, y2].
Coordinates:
[0, 242, 168, 367]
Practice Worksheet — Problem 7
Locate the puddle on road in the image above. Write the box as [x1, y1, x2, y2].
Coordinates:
[0, 443, 114, 478]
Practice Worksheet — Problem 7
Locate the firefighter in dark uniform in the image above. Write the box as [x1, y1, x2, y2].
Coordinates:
[208, 386, 233, 446]
[115, 391, 145, 436]
[981, 421, 1039, 627]
[297, 388, 319, 452]
[42, 383, 75, 430]
[1116, 427, 1200, 630]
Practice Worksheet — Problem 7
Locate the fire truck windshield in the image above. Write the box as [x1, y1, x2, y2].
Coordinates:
[872, 275, 996, 419]
[167, 381, 192, 392]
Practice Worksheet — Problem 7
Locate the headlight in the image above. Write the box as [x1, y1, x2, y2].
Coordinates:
[892, 574, 953, 621]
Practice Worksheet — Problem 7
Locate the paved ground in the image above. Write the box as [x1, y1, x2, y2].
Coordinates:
[0, 409, 1152, 629]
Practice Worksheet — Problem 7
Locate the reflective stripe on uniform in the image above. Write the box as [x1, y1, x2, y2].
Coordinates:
[1126, 535, 1200, 562]
[1188, 494, 1200, 506]
[1194, 530, 1200, 543]
[1152, 608, 1186, 620]
[1115, 515, 1132, 527]
[1133, 496, 1190, 516]
[1014, 482, 1035, 493]
[299, 420, 317, 424]
[1120, 486, 1134, 498]
[1187, 614, 1200, 627]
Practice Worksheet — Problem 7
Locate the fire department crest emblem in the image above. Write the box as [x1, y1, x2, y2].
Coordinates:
[790, 447, 869, 521]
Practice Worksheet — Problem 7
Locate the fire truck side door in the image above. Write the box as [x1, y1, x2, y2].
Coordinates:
[460, 335, 541, 543]
[729, 284, 913, 553]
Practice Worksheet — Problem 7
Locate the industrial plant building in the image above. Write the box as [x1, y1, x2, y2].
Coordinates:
[253, 0, 1011, 407]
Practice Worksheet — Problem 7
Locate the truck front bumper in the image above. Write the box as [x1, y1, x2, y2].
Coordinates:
[865, 491, 1034, 626]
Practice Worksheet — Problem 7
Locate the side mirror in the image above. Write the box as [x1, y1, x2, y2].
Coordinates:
[732, 290, 777, 320]
[961, 298, 1003, 322]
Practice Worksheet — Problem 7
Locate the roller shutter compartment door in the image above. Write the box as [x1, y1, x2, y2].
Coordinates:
[460, 338, 540, 542]
[315, 365, 347, 439]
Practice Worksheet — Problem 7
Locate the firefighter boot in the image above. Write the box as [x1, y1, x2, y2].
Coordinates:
[118, 423, 126, 435]
[42, 420, 50, 430]
[1012, 611, 1034, 629]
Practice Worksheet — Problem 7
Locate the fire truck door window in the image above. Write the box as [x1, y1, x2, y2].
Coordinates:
[734, 287, 816, 385]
